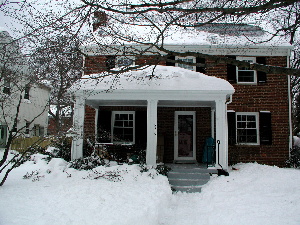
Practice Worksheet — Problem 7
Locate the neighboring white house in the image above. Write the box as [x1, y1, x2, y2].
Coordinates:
[0, 28, 51, 148]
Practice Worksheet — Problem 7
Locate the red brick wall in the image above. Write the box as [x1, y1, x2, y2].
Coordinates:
[84, 105, 96, 139]
[84, 55, 166, 75]
[84, 55, 290, 166]
[216, 56, 289, 167]
[84, 56, 108, 75]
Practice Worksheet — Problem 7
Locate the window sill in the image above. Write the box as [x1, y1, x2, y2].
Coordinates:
[236, 82, 257, 85]
[235, 143, 260, 146]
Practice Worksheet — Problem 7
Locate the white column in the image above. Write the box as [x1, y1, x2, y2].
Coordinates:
[71, 96, 85, 160]
[146, 99, 158, 166]
[215, 99, 228, 170]
[211, 109, 215, 139]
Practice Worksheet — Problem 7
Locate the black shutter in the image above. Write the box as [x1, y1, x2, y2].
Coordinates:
[259, 111, 272, 145]
[135, 111, 147, 149]
[98, 110, 112, 142]
[166, 55, 175, 66]
[226, 56, 237, 84]
[256, 57, 267, 83]
[106, 56, 116, 70]
[196, 57, 206, 74]
[227, 111, 236, 145]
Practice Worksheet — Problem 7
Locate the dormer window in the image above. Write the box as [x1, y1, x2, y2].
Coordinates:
[116, 56, 135, 67]
[175, 56, 196, 71]
[236, 57, 257, 84]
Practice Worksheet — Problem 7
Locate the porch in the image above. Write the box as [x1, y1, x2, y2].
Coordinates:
[69, 65, 234, 170]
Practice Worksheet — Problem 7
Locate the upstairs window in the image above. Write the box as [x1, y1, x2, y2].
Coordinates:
[115, 56, 135, 68]
[236, 112, 259, 145]
[236, 57, 257, 84]
[175, 56, 196, 71]
[111, 111, 135, 144]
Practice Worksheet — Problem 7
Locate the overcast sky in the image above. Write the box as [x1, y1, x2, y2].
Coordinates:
[0, 0, 81, 37]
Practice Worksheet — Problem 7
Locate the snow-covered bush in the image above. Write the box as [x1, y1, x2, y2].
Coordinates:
[286, 146, 300, 168]
[139, 164, 171, 176]
[68, 154, 108, 170]
[50, 137, 72, 161]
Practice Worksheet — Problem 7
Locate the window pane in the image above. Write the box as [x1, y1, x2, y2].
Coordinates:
[112, 112, 134, 143]
[236, 113, 258, 144]
[238, 71, 255, 82]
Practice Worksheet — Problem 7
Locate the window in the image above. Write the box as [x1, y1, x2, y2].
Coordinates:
[3, 79, 11, 95]
[24, 85, 30, 100]
[236, 57, 257, 84]
[115, 56, 135, 68]
[175, 56, 196, 71]
[25, 122, 30, 135]
[33, 125, 40, 136]
[236, 112, 259, 144]
[111, 111, 135, 144]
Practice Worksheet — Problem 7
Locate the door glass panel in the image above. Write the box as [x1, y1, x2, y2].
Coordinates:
[178, 115, 193, 157]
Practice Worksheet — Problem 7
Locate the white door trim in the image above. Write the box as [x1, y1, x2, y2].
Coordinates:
[174, 111, 196, 161]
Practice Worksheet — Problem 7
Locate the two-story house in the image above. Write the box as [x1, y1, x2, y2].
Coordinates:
[70, 23, 292, 170]
[0, 29, 51, 148]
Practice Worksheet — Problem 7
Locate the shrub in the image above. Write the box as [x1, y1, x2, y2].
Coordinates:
[139, 163, 171, 176]
[68, 153, 107, 170]
[50, 137, 72, 161]
[286, 146, 300, 168]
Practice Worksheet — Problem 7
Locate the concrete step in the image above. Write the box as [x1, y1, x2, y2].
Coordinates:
[169, 178, 209, 186]
[172, 185, 203, 193]
[168, 172, 210, 180]
[166, 164, 217, 193]
[169, 168, 218, 174]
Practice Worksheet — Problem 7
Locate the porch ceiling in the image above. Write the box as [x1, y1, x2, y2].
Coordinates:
[86, 99, 215, 108]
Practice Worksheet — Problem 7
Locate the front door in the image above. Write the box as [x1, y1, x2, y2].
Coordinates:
[0, 125, 8, 148]
[174, 111, 196, 161]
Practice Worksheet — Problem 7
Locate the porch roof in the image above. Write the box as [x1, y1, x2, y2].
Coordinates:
[71, 65, 234, 103]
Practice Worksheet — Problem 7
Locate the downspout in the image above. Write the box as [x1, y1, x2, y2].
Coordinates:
[287, 49, 293, 155]
[226, 94, 233, 105]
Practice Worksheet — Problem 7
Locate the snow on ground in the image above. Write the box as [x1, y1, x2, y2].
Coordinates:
[1, 150, 300, 225]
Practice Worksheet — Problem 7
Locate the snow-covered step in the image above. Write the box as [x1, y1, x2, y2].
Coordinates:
[168, 172, 210, 180]
[171, 185, 203, 193]
[168, 178, 209, 186]
[167, 164, 213, 193]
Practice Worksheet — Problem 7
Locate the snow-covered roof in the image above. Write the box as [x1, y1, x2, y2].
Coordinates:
[71, 65, 234, 94]
[85, 22, 292, 49]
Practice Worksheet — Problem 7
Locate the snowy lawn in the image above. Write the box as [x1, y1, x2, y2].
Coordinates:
[1, 150, 300, 225]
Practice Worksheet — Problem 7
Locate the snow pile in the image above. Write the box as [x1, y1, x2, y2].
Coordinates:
[1, 150, 300, 225]
[294, 136, 300, 147]
[72, 65, 234, 93]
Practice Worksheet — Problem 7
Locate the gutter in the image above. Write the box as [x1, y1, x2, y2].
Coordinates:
[287, 49, 293, 153]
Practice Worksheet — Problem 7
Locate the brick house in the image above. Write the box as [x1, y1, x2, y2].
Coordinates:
[70, 23, 292, 170]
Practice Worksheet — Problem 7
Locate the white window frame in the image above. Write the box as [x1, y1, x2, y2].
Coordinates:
[236, 112, 260, 145]
[115, 56, 135, 68]
[111, 111, 135, 144]
[175, 56, 196, 71]
[236, 56, 257, 84]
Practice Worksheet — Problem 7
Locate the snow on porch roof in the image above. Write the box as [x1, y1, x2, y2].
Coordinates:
[71, 65, 234, 95]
